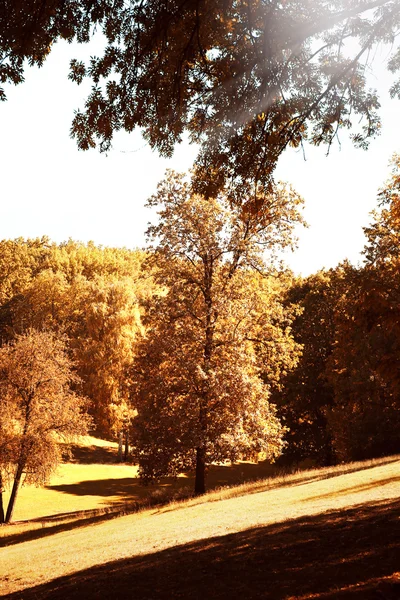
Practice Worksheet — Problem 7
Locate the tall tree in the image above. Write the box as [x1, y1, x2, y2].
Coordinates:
[325, 267, 400, 460]
[132, 171, 303, 494]
[69, 275, 143, 437]
[0, 329, 90, 523]
[363, 152, 400, 267]
[326, 156, 400, 461]
[271, 265, 354, 466]
[1, 2, 399, 197]
[361, 154, 400, 393]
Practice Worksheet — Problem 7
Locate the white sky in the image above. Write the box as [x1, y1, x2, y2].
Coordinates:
[0, 38, 399, 276]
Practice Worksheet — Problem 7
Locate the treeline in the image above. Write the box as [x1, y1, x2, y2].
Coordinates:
[0, 239, 153, 521]
[274, 155, 400, 466]
[0, 238, 151, 436]
[1, 160, 400, 520]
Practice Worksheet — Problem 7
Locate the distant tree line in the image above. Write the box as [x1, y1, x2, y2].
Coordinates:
[0, 239, 149, 521]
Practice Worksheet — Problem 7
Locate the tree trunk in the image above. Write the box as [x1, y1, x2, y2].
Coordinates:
[118, 430, 123, 462]
[194, 447, 206, 495]
[0, 471, 5, 524]
[124, 430, 129, 461]
[5, 463, 24, 523]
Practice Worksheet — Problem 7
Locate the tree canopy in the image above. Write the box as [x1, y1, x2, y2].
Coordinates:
[0, 239, 151, 438]
[132, 171, 303, 493]
[0, 329, 90, 523]
[270, 265, 353, 466]
[272, 157, 400, 465]
[325, 154, 400, 460]
[2, 1, 400, 197]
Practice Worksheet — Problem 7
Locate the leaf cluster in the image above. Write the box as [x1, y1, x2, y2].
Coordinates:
[0, 239, 152, 437]
[1, 1, 399, 196]
[66, 0, 399, 196]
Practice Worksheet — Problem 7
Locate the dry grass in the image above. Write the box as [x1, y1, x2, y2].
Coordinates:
[0, 435, 289, 535]
[2, 434, 396, 538]
[0, 443, 399, 599]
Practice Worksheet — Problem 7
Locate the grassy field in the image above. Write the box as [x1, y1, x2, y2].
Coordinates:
[0, 438, 399, 599]
[0, 436, 282, 525]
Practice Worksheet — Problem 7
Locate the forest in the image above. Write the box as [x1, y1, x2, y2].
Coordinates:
[1, 3, 400, 599]
[1, 156, 400, 524]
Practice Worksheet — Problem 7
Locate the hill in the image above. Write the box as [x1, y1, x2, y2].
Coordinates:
[0, 447, 399, 599]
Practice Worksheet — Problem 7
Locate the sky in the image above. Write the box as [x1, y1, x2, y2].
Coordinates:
[1, 37, 399, 276]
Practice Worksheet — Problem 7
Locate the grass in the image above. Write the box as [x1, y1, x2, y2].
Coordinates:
[0, 438, 399, 599]
[0, 435, 290, 536]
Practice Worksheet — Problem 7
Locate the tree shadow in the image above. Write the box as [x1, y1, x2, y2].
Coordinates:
[0, 509, 132, 549]
[4, 497, 400, 599]
[65, 443, 119, 464]
[205, 460, 279, 486]
[47, 477, 149, 498]
[46, 457, 400, 503]
[304, 475, 400, 503]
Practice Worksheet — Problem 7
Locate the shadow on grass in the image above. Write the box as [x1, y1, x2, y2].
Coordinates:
[4, 497, 400, 600]
[47, 477, 150, 498]
[0, 509, 133, 549]
[46, 456, 400, 503]
[45, 460, 280, 500]
[65, 444, 118, 464]
[2, 456, 398, 552]
[304, 475, 400, 504]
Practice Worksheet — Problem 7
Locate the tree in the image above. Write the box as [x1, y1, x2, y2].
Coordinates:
[0, 237, 52, 307]
[325, 267, 400, 461]
[271, 265, 354, 466]
[0, 0, 107, 101]
[0, 329, 90, 523]
[2, 2, 400, 198]
[363, 152, 400, 267]
[69, 275, 143, 438]
[0, 239, 151, 439]
[325, 157, 400, 461]
[131, 171, 303, 494]
[360, 154, 400, 394]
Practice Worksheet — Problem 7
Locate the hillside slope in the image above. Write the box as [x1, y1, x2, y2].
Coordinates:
[1, 457, 399, 599]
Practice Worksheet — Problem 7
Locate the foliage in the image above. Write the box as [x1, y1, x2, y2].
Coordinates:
[0, 239, 151, 437]
[270, 156, 400, 465]
[325, 156, 400, 461]
[0, 329, 90, 522]
[132, 171, 303, 493]
[363, 152, 400, 266]
[69, 0, 400, 198]
[69, 275, 143, 435]
[0, 0, 108, 100]
[2, 2, 400, 196]
[271, 266, 354, 466]
[326, 268, 400, 461]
